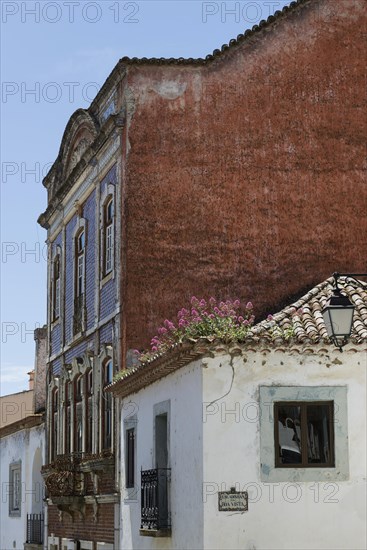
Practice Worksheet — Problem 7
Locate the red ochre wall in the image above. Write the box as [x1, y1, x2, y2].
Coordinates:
[122, 0, 367, 350]
[48, 503, 115, 544]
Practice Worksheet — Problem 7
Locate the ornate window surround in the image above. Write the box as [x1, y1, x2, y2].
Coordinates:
[50, 244, 62, 327]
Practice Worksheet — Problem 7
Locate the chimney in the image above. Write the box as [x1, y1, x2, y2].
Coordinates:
[28, 370, 35, 390]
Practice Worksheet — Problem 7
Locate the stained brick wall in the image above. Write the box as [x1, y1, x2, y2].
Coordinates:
[122, 0, 367, 350]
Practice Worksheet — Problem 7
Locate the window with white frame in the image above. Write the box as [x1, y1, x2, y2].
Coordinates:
[75, 230, 85, 298]
[74, 228, 86, 335]
[9, 461, 21, 516]
[103, 197, 114, 276]
[259, 386, 349, 482]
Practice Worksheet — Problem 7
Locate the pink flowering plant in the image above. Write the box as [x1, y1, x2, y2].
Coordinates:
[136, 297, 256, 363]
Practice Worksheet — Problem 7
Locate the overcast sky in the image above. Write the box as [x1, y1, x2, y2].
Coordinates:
[0, 0, 291, 396]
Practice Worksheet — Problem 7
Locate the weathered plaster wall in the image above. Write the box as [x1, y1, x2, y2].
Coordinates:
[119, 361, 204, 550]
[0, 424, 45, 550]
[202, 346, 366, 550]
[123, 0, 367, 350]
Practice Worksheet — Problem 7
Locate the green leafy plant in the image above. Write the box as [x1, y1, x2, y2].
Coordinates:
[135, 296, 256, 363]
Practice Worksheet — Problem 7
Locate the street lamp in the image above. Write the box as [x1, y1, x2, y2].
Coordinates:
[322, 272, 367, 351]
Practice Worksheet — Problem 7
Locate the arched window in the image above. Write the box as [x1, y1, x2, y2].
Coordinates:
[51, 388, 58, 461]
[102, 359, 113, 450]
[74, 375, 83, 453]
[52, 255, 60, 321]
[103, 197, 114, 276]
[64, 381, 71, 454]
[86, 370, 93, 454]
[74, 230, 85, 335]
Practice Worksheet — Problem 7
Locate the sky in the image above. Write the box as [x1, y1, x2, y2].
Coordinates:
[0, 0, 291, 396]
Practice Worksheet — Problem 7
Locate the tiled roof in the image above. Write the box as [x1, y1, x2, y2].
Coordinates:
[109, 276, 367, 397]
[119, 0, 311, 66]
[250, 276, 367, 345]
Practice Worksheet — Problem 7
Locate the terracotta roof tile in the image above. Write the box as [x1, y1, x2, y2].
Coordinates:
[119, 0, 311, 67]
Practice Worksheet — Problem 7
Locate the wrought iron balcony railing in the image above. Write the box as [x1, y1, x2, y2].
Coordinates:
[141, 468, 171, 531]
[26, 513, 44, 544]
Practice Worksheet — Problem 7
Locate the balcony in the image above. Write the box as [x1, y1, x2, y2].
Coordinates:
[42, 451, 115, 521]
[140, 468, 171, 537]
[42, 451, 114, 498]
[25, 514, 44, 550]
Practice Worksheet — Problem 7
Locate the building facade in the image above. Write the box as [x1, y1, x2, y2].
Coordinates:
[111, 278, 367, 550]
[37, 0, 366, 548]
[40, 122, 121, 549]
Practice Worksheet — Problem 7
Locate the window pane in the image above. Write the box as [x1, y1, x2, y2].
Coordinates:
[276, 405, 302, 464]
[306, 404, 332, 465]
[78, 231, 85, 251]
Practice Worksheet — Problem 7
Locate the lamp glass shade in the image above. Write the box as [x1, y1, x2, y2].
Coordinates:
[322, 292, 355, 339]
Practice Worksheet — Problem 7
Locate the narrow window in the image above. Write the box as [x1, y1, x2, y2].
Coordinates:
[74, 230, 85, 334]
[74, 375, 83, 453]
[103, 198, 114, 276]
[102, 359, 113, 450]
[51, 388, 58, 461]
[76, 231, 85, 297]
[52, 255, 60, 321]
[126, 428, 135, 488]
[65, 382, 71, 454]
[274, 401, 334, 468]
[9, 462, 21, 516]
[86, 370, 93, 454]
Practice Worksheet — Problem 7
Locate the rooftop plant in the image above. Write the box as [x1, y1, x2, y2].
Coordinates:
[135, 296, 256, 363]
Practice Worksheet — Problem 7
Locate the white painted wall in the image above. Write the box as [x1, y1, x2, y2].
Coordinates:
[202, 346, 366, 550]
[119, 361, 204, 550]
[118, 345, 366, 550]
[0, 423, 45, 550]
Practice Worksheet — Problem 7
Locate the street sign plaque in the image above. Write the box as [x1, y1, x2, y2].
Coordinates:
[218, 488, 248, 512]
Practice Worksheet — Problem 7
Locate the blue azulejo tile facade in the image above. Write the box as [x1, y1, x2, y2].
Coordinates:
[49, 164, 118, 375]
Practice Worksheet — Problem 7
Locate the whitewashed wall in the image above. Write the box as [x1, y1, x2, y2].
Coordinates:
[118, 345, 366, 550]
[202, 346, 366, 550]
[119, 361, 204, 550]
[0, 424, 45, 550]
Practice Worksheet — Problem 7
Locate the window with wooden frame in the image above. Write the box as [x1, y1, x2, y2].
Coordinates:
[52, 254, 61, 321]
[86, 369, 93, 454]
[64, 381, 72, 454]
[102, 359, 113, 450]
[102, 197, 114, 277]
[51, 388, 59, 461]
[274, 401, 334, 468]
[74, 375, 83, 453]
